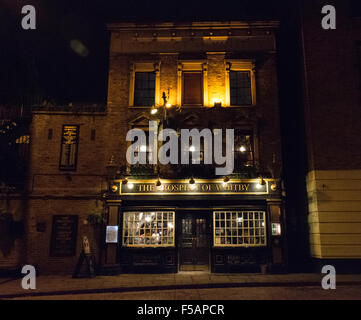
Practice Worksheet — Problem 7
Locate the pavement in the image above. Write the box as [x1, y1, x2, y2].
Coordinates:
[1, 272, 361, 299]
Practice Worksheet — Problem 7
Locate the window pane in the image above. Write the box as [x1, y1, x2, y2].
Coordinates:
[134, 72, 155, 106]
[59, 125, 79, 170]
[213, 211, 267, 247]
[230, 71, 252, 105]
[123, 211, 175, 247]
[183, 72, 203, 105]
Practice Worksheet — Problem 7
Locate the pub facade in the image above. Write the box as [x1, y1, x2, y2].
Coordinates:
[25, 21, 286, 274]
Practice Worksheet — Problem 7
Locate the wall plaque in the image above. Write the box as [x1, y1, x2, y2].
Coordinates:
[50, 215, 78, 257]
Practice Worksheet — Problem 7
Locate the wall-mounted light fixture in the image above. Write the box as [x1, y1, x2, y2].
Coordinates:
[155, 177, 162, 187]
[122, 178, 128, 185]
[256, 177, 265, 190]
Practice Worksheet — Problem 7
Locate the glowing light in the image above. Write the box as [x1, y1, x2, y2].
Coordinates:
[151, 108, 158, 114]
[70, 39, 89, 57]
[168, 222, 174, 229]
[128, 183, 134, 189]
[239, 146, 246, 152]
[140, 145, 147, 152]
[237, 217, 243, 223]
[145, 216, 151, 222]
[189, 146, 196, 152]
[256, 183, 262, 190]
[166, 103, 172, 108]
[190, 184, 197, 190]
[212, 98, 222, 107]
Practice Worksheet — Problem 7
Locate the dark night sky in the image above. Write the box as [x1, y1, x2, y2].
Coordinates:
[0, 0, 285, 105]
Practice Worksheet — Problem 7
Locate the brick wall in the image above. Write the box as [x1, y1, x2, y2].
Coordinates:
[302, 0, 361, 262]
[19, 22, 284, 273]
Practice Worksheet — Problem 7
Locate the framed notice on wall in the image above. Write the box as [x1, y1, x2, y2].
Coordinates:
[106, 226, 118, 243]
[50, 215, 78, 257]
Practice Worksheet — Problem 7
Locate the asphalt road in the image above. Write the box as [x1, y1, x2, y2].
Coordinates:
[7, 285, 361, 300]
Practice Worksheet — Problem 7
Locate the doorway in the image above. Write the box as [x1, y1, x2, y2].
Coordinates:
[178, 212, 210, 271]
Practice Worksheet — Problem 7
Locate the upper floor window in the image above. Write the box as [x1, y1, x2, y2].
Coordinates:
[177, 61, 207, 107]
[59, 125, 79, 170]
[226, 60, 256, 106]
[230, 71, 252, 106]
[183, 72, 203, 106]
[233, 132, 254, 168]
[129, 62, 160, 107]
[134, 72, 156, 106]
[128, 125, 156, 175]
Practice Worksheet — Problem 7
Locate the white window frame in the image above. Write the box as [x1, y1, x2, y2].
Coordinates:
[213, 211, 267, 247]
[122, 211, 175, 247]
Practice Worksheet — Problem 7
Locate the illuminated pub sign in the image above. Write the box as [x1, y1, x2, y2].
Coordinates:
[119, 180, 269, 195]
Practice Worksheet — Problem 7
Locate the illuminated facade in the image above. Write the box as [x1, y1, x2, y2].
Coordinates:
[102, 21, 285, 273]
[10, 21, 285, 274]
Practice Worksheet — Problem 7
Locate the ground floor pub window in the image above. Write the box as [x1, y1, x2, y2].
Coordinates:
[122, 211, 175, 247]
[213, 211, 266, 247]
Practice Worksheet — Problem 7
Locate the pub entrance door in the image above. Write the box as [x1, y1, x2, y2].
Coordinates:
[178, 212, 210, 271]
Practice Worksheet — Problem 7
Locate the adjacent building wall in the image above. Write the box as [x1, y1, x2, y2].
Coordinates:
[301, 0, 361, 265]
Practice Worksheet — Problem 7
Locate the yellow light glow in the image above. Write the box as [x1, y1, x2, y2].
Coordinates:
[212, 98, 223, 107]
[239, 146, 246, 152]
[128, 183, 134, 189]
[151, 108, 158, 114]
[166, 103, 172, 108]
[256, 183, 262, 190]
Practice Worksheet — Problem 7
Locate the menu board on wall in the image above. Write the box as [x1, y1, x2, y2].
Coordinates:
[50, 215, 78, 257]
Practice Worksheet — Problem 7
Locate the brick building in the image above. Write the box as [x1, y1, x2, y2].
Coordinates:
[18, 21, 286, 274]
[300, 0, 361, 270]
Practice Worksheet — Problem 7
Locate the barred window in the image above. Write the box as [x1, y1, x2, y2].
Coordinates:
[123, 211, 175, 247]
[213, 211, 266, 247]
[230, 71, 252, 106]
[59, 125, 79, 170]
[134, 72, 156, 106]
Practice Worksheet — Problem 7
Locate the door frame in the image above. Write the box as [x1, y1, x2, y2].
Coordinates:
[176, 209, 212, 272]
